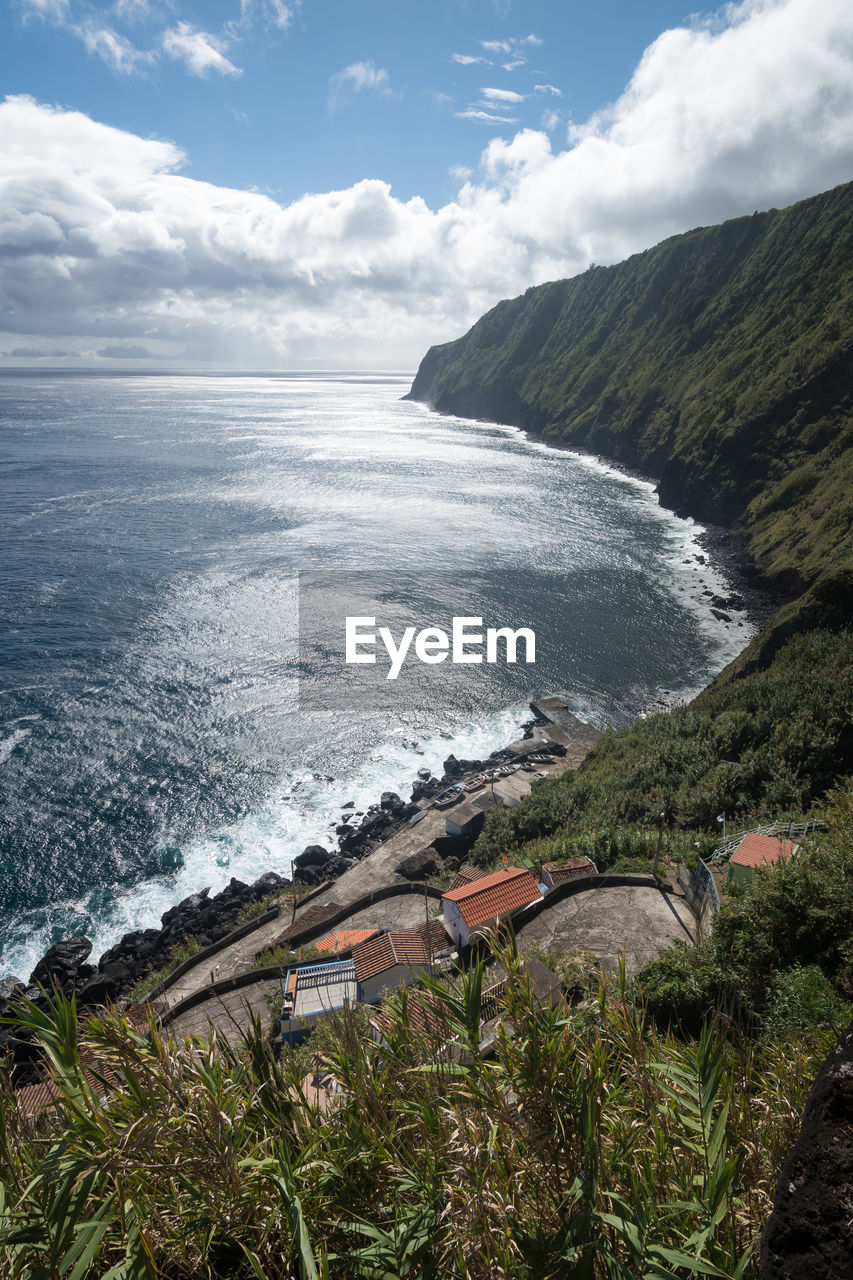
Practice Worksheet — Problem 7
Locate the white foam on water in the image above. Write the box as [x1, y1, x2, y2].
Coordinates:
[0, 728, 31, 767]
[1, 702, 530, 980]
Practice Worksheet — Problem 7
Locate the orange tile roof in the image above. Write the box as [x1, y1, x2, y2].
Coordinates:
[543, 857, 598, 884]
[443, 866, 541, 930]
[730, 833, 798, 870]
[313, 928, 379, 954]
[353, 920, 449, 983]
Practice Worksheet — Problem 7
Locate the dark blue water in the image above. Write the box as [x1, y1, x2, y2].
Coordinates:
[0, 372, 752, 977]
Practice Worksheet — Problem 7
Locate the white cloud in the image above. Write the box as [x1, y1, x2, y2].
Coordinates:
[78, 23, 153, 74]
[456, 108, 519, 122]
[234, 0, 297, 34]
[452, 53, 487, 66]
[162, 22, 241, 77]
[521, 34, 543, 46]
[329, 60, 390, 111]
[2, 0, 853, 368]
[481, 39, 512, 54]
[112, 0, 150, 20]
[18, 0, 69, 20]
[535, 84, 562, 96]
[481, 87, 525, 104]
[541, 109, 560, 132]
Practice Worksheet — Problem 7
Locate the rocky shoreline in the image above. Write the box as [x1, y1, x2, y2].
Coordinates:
[0, 710, 558, 1081]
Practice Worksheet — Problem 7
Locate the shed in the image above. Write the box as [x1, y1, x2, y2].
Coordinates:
[727, 833, 799, 889]
[541, 857, 598, 890]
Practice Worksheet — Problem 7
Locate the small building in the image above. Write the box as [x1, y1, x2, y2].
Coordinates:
[727, 833, 799, 889]
[442, 866, 542, 949]
[280, 959, 358, 1043]
[313, 927, 379, 955]
[541, 856, 598, 890]
[352, 919, 451, 1005]
[447, 865, 489, 892]
[444, 791, 498, 837]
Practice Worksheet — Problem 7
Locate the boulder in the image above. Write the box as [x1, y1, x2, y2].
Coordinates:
[0, 977, 24, 1001]
[293, 844, 334, 869]
[380, 790, 405, 814]
[250, 871, 287, 896]
[760, 1017, 853, 1278]
[78, 962, 131, 1008]
[161, 889, 210, 928]
[397, 848, 445, 881]
[29, 937, 93, 987]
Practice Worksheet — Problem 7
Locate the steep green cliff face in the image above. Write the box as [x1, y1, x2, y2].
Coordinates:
[408, 182, 853, 599]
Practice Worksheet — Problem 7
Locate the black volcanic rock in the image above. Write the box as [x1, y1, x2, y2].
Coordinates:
[29, 937, 93, 987]
[760, 1017, 853, 1278]
[294, 844, 334, 869]
[397, 848, 445, 880]
[380, 790, 405, 813]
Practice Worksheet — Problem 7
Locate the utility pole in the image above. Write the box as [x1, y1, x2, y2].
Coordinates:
[652, 810, 665, 881]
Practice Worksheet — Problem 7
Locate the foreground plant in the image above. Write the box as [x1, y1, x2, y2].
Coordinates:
[0, 945, 823, 1278]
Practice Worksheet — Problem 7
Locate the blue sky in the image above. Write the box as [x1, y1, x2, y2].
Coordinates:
[1, 0, 852, 367]
[2, 1, 695, 205]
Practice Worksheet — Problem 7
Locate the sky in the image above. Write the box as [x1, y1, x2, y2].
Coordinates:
[1, 0, 852, 370]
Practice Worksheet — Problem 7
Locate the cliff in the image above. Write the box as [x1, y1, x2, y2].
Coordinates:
[408, 181, 853, 603]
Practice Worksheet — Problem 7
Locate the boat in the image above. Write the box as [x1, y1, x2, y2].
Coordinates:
[434, 785, 464, 809]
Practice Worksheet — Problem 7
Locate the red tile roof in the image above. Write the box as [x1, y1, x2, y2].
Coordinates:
[730, 833, 798, 870]
[313, 928, 378, 954]
[543, 857, 598, 884]
[353, 919, 449, 983]
[443, 866, 541, 930]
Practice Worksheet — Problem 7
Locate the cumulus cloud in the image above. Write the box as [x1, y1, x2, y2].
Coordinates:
[2, 0, 853, 368]
[328, 60, 390, 111]
[452, 53, 487, 66]
[161, 22, 241, 77]
[535, 84, 562, 96]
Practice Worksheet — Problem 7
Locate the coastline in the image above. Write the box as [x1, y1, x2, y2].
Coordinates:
[1, 404, 771, 1016]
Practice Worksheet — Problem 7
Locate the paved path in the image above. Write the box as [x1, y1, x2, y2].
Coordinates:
[159, 910, 291, 1010]
[167, 980, 280, 1041]
[516, 884, 696, 973]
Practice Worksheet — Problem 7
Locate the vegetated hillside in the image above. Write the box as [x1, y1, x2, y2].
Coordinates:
[410, 181, 853, 842]
[408, 181, 853, 600]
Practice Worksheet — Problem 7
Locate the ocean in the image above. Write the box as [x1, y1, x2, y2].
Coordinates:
[0, 371, 752, 979]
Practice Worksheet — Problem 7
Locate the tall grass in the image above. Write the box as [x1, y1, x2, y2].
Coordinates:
[0, 942, 821, 1278]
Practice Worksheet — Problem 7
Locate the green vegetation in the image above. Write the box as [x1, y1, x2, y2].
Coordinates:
[409, 180, 853, 600]
[475, 629, 853, 866]
[635, 787, 853, 1039]
[0, 948, 825, 1278]
[126, 936, 206, 1003]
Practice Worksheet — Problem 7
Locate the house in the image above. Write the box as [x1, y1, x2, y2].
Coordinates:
[441, 866, 542, 949]
[352, 919, 451, 1004]
[541, 856, 598, 890]
[280, 958, 358, 1043]
[726, 833, 799, 889]
[312, 927, 379, 955]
